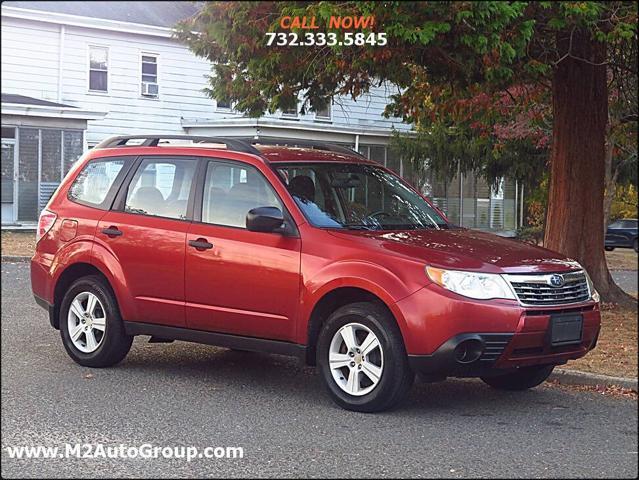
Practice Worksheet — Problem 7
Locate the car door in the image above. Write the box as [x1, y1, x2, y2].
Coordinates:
[96, 156, 198, 327]
[621, 220, 638, 247]
[184, 159, 301, 341]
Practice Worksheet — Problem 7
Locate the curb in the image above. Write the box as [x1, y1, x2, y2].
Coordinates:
[1, 255, 30, 263]
[551, 368, 638, 391]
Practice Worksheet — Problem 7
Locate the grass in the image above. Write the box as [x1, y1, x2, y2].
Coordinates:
[2, 230, 637, 378]
[1, 231, 36, 257]
[606, 249, 638, 271]
[563, 304, 638, 378]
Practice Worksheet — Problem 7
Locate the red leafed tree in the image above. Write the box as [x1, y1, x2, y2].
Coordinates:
[176, 2, 638, 304]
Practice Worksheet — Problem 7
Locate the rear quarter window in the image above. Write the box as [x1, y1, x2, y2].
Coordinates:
[68, 156, 133, 209]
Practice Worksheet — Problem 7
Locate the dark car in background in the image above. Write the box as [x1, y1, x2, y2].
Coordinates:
[605, 219, 638, 252]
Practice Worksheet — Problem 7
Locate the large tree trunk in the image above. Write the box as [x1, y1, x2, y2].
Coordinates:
[603, 122, 620, 233]
[545, 29, 633, 305]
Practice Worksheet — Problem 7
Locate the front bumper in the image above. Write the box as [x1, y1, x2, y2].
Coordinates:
[396, 283, 601, 377]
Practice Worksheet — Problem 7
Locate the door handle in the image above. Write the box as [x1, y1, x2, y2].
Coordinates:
[101, 226, 123, 237]
[188, 238, 214, 250]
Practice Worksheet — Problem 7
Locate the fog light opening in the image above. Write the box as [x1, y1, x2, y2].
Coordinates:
[454, 339, 484, 364]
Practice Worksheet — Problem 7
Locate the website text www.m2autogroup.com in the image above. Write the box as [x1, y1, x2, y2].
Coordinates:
[3, 443, 244, 462]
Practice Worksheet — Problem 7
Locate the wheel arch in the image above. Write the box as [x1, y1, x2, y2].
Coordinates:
[52, 262, 110, 329]
[51, 242, 134, 328]
[303, 285, 407, 366]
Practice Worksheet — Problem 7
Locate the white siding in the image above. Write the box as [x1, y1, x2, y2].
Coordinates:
[59, 22, 218, 143]
[1, 18, 61, 101]
[1, 15, 410, 145]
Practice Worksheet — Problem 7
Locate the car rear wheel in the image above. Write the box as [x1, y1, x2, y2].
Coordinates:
[317, 302, 414, 412]
[604, 246, 615, 251]
[634, 239, 638, 253]
[59, 275, 133, 367]
[481, 365, 555, 391]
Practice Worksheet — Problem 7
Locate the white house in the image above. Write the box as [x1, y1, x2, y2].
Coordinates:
[1, 1, 522, 233]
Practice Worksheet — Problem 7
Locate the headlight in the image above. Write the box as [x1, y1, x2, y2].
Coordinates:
[426, 266, 516, 301]
[584, 270, 600, 303]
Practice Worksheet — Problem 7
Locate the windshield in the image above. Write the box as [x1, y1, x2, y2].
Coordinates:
[277, 163, 448, 230]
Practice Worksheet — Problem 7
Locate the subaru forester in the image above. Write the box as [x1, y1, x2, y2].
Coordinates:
[31, 135, 601, 412]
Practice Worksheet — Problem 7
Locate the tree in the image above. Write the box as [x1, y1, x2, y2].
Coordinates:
[388, 83, 551, 197]
[176, 1, 638, 304]
[604, 36, 638, 230]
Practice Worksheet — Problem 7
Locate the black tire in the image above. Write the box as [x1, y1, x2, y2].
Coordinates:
[481, 365, 555, 391]
[604, 246, 615, 252]
[59, 275, 133, 368]
[316, 302, 414, 413]
[634, 239, 638, 253]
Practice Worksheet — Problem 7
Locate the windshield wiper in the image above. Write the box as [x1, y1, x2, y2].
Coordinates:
[344, 224, 378, 231]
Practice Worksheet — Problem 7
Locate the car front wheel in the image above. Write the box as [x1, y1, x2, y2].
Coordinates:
[481, 365, 555, 391]
[317, 302, 414, 412]
[605, 246, 615, 251]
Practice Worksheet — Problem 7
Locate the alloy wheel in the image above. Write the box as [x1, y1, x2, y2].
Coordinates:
[328, 322, 384, 396]
[67, 291, 106, 353]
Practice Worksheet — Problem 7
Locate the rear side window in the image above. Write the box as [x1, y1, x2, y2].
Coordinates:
[68, 158, 128, 208]
[125, 158, 197, 220]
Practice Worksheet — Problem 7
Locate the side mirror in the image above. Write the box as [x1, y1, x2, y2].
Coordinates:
[246, 206, 285, 233]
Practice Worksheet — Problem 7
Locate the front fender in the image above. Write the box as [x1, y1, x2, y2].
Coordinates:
[298, 260, 420, 345]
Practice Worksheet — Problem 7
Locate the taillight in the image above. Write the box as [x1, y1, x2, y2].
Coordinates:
[36, 210, 57, 243]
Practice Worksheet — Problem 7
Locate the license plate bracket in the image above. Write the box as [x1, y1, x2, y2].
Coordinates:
[549, 314, 583, 347]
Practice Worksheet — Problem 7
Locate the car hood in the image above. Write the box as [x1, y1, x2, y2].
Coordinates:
[327, 228, 582, 274]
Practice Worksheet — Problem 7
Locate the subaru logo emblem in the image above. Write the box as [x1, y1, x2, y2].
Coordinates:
[549, 274, 565, 288]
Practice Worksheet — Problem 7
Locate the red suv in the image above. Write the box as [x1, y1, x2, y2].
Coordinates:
[32, 135, 601, 412]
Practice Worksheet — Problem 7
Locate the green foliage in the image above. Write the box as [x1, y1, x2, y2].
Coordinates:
[515, 225, 545, 245]
[175, 1, 636, 115]
[175, 1, 637, 190]
[611, 184, 638, 220]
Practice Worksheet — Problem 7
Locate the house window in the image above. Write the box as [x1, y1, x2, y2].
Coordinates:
[89, 46, 108, 92]
[141, 54, 159, 97]
[315, 101, 332, 121]
[282, 101, 298, 118]
[216, 96, 232, 110]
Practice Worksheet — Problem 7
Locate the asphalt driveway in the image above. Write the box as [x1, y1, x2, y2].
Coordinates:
[612, 270, 638, 295]
[1, 262, 637, 478]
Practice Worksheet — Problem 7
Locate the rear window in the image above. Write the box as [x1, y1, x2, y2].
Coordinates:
[68, 157, 130, 209]
[124, 158, 197, 220]
[609, 220, 637, 229]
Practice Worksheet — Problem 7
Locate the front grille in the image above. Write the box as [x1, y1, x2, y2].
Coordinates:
[505, 270, 590, 306]
[478, 334, 513, 363]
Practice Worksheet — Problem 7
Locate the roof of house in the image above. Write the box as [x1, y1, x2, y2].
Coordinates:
[2, 1, 199, 28]
[1, 93, 75, 108]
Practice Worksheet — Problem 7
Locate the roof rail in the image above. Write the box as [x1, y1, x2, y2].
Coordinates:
[94, 135, 367, 159]
[95, 135, 262, 156]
